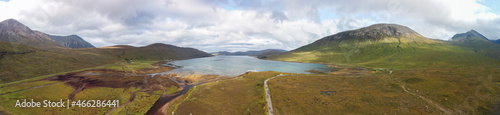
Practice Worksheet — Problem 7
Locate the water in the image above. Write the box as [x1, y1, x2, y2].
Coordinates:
[162, 56, 333, 76]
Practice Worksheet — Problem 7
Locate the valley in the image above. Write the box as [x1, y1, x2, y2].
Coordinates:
[0, 19, 499, 115]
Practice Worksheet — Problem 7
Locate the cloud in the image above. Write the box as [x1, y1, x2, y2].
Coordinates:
[0, 0, 498, 52]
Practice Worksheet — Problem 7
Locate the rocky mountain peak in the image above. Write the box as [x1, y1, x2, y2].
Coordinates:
[452, 29, 489, 41]
[0, 19, 33, 33]
[317, 23, 425, 42]
[363, 24, 419, 36]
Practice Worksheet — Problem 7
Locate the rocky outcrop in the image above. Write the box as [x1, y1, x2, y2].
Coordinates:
[315, 24, 427, 43]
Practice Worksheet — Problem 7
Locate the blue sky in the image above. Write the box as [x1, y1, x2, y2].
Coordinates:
[481, 0, 500, 14]
[0, 0, 499, 52]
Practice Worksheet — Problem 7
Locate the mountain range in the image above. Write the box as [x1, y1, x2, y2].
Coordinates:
[46, 34, 95, 48]
[269, 24, 498, 69]
[0, 19, 211, 83]
[491, 39, 500, 44]
[0, 19, 64, 49]
[211, 49, 287, 56]
[0, 19, 96, 49]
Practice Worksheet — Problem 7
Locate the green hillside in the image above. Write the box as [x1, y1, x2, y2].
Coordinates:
[95, 43, 212, 61]
[0, 42, 211, 83]
[0, 41, 111, 83]
[269, 24, 499, 69]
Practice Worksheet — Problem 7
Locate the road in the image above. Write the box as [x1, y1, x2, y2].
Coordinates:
[264, 74, 283, 115]
[400, 85, 452, 114]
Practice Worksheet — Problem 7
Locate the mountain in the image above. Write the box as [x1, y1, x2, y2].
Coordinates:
[97, 43, 211, 60]
[491, 39, 500, 44]
[0, 19, 65, 49]
[451, 30, 489, 41]
[212, 49, 287, 56]
[1, 42, 211, 83]
[451, 30, 500, 60]
[0, 19, 212, 83]
[46, 34, 95, 48]
[269, 24, 497, 69]
[138, 43, 212, 59]
[255, 50, 286, 59]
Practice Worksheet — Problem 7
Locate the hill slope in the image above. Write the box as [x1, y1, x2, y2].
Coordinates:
[0, 19, 212, 83]
[97, 43, 212, 60]
[450, 30, 500, 60]
[0, 41, 110, 83]
[46, 34, 95, 48]
[255, 49, 286, 59]
[269, 24, 498, 69]
[212, 49, 287, 56]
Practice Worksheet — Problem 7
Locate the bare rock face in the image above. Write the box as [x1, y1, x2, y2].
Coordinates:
[0, 19, 64, 49]
[316, 24, 427, 43]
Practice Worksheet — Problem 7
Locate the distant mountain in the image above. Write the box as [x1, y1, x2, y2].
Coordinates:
[46, 34, 95, 48]
[451, 30, 500, 60]
[212, 49, 287, 56]
[451, 30, 489, 41]
[97, 43, 211, 60]
[255, 49, 286, 59]
[269, 24, 497, 68]
[0, 19, 64, 49]
[491, 39, 500, 44]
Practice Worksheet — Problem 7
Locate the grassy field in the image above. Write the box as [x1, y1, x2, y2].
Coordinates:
[164, 67, 500, 114]
[0, 60, 179, 115]
[168, 71, 281, 115]
[0, 41, 116, 83]
[0, 83, 165, 114]
[268, 68, 500, 114]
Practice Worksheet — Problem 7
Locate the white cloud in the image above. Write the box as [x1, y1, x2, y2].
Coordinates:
[0, 0, 499, 52]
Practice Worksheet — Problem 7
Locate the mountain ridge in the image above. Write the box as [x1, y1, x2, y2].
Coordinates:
[312, 24, 430, 44]
[46, 34, 95, 48]
[211, 49, 287, 56]
[451, 29, 489, 41]
[0, 19, 65, 49]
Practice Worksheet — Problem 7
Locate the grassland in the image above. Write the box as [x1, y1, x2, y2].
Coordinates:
[0, 60, 180, 115]
[164, 67, 500, 114]
[168, 71, 281, 115]
[0, 83, 165, 115]
[268, 68, 500, 114]
[0, 41, 116, 83]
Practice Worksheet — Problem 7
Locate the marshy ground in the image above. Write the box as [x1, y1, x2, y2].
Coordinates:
[0, 60, 220, 115]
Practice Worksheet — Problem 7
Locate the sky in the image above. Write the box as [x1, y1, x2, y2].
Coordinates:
[0, 0, 499, 52]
